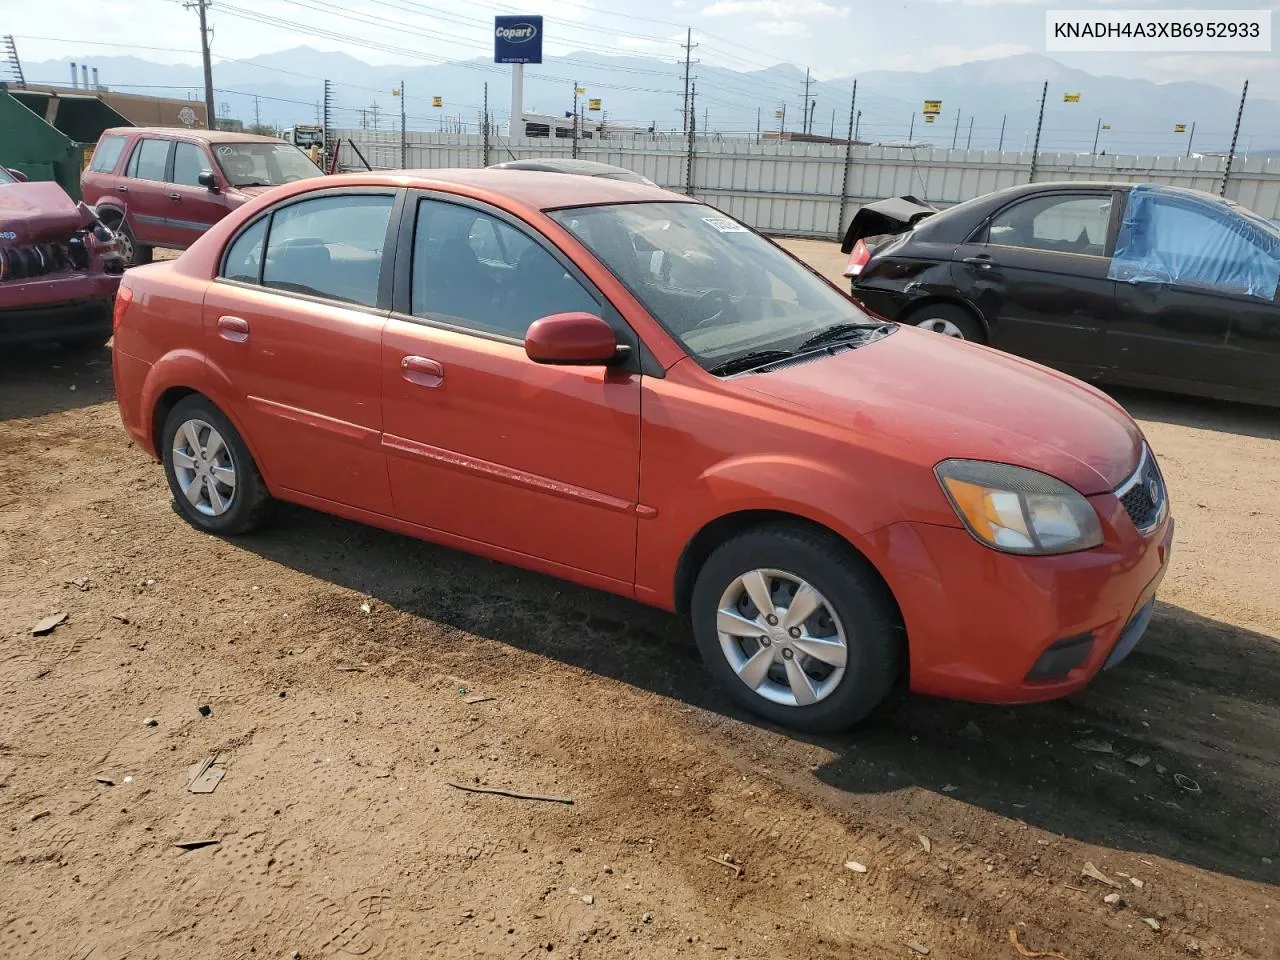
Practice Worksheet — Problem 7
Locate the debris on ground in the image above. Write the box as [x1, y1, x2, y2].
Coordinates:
[464, 695, 496, 704]
[64, 577, 91, 591]
[1074, 739, 1115, 755]
[707, 854, 743, 878]
[960, 720, 983, 740]
[173, 839, 220, 851]
[906, 941, 930, 955]
[1173, 774, 1201, 794]
[918, 835, 932, 855]
[360, 601, 372, 614]
[1103, 893, 1122, 906]
[197, 705, 212, 718]
[642, 912, 653, 924]
[143, 717, 158, 727]
[1081, 862, 1121, 889]
[1129, 877, 1144, 889]
[1008, 927, 1071, 959]
[187, 756, 227, 794]
[31, 612, 69, 636]
[1143, 918, 1161, 932]
[845, 860, 868, 873]
[582, 894, 594, 904]
[94, 776, 114, 786]
[445, 781, 573, 804]
[1126, 755, 1151, 768]
[30, 810, 50, 822]
[942, 784, 958, 793]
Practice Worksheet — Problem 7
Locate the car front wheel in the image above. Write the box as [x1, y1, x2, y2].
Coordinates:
[691, 524, 901, 733]
[905, 303, 984, 342]
[162, 395, 270, 535]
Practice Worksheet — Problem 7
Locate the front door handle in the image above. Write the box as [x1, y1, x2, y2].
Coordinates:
[169, 192, 182, 201]
[116, 185, 129, 192]
[962, 256, 995, 269]
[217, 315, 250, 343]
[401, 355, 444, 388]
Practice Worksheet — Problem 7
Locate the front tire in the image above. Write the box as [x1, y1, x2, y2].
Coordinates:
[105, 215, 152, 267]
[162, 396, 270, 535]
[690, 524, 901, 733]
[904, 302, 985, 343]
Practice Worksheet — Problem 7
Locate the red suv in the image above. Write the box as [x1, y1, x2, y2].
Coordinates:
[81, 128, 322, 266]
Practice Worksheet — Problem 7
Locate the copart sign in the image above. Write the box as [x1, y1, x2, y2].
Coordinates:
[494, 14, 543, 64]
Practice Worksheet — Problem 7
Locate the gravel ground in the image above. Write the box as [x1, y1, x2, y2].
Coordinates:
[0, 239, 1276, 960]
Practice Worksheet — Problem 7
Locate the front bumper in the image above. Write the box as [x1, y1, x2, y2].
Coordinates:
[866, 498, 1174, 704]
[0, 271, 120, 346]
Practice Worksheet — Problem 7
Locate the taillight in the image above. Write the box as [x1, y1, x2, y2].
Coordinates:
[112, 284, 134, 333]
[843, 239, 871, 278]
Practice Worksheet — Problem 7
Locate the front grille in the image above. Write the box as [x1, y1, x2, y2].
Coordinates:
[1115, 447, 1166, 533]
[0, 242, 74, 282]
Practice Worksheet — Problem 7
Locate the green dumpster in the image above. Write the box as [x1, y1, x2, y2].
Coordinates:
[0, 85, 131, 201]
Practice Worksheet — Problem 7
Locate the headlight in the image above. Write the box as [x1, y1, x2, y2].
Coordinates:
[935, 460, 1103, 555]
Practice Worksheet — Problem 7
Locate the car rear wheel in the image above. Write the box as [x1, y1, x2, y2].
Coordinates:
[906, 303, 984, 343]
[104, 214, 152, 267]
[162, 396, 270, 535]
[690, 524, 901, 733]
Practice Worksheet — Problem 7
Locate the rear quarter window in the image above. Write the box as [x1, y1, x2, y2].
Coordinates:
[89, 135, 127, 174]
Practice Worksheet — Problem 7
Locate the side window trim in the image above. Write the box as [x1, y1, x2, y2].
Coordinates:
[125, 137, 174, 182]
[390, 189, 653, 375]
[214, 186, 403, 313]
[971, 191, 1113, 254]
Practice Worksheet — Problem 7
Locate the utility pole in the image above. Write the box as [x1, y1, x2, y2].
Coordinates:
[808, 100, 816, 138]
[854, 110, 861, 141]
[400, 81, 407, 168]
[322, 79, 333, 172]
[802, 67, 812, 134]
[1092, 117, 1102, 155]
[1221, 79, 1248, 197]
[1028, 80, 1048, 183]
[998, 114, 1006, 151]
[1185, 120, 1196, 158]
[756, 107, 761, 144]
[951, 110, 960, 149]
[830, 109, 835, 138]
[966, 116, 974, 150]
[680, 28, 698, 136]
[908, 112, 915, 141]
[779, 103, 786, 135]
[572, 81, 580, 160]
[369, 100, 380, 131]
[253, 95, 260, 130]
[314, 100, 321, 126]
[482, 81, 490, 167]
[686, 81, 696, 196]
[837, 79, 858, 240]
[185, 0, 217, 131]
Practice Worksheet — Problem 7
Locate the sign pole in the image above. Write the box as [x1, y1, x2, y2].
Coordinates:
[509, 63, 523, 138]
[1028, 80, 1047, 183]
[1220, 79, 1247, 198]
[1186, 120, 1196, 158]
[837, 79, 858, 242]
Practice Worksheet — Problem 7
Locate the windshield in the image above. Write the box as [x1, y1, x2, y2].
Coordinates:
[212, 142, 322, 188]
[549, 202, 876, 367]
[0, 166, 15, 185]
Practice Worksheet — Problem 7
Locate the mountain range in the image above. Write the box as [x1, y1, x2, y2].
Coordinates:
[20, 48, 1280, 157]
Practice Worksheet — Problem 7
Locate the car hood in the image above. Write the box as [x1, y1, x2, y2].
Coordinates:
[734, 325, 1143, 495]
[0, 181, 97, 245]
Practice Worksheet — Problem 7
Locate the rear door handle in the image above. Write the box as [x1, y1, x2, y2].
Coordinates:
[962, 256, 995, 269]
[116, 185, 129, 192]
[401, 355, 444, 388]
[169, 192, 182, 201]
[217, 315, 250, 343]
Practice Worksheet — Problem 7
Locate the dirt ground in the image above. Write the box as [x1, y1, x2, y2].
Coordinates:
[1, 240, 1277, 960]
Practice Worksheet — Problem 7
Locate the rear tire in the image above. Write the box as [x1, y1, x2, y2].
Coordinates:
[904, 302, 985, 343]
[690, 524, 901, 733]
[105, 214, 152, 267]
[162, 396, 270, 536]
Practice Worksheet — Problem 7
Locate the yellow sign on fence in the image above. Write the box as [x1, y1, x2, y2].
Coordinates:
[924, 114, 936, 124]
[432, 96, 442, 107]
[1174, 123, 1187, 133]
[588, 98, 602, 111]
[923, 100, 942, 115]
[1063, 92, 1081, 103]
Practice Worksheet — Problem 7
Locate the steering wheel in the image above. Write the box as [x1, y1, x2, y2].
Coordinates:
[691, 289, 730, 328]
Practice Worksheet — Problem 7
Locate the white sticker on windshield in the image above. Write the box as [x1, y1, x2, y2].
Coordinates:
[703, 217, 748, 233]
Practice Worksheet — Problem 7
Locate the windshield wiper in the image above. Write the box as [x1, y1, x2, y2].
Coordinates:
[235, 180, 271, 187]
[796, 321, 891, 352]
[707, 349, 795, 376]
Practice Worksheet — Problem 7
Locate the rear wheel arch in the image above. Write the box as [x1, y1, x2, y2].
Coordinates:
[899, 298, 988, 343]
[151, 386, 200, 456]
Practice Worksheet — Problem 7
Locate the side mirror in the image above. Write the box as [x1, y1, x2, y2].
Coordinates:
[198, 170, 219, 192]
[5, 167, 29, 182]
[525, 312, 629, 366]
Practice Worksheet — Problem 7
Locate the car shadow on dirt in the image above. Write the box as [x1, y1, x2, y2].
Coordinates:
[241, 503, 1279, 888]
[0, 344, 115, 421]
[1112, 387, 1280, 442]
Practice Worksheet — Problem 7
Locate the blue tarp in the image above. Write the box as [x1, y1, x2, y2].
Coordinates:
[1108, 184, 1280, 302]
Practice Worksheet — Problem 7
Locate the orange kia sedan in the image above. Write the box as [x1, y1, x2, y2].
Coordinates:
[111, 171, 1174, 732]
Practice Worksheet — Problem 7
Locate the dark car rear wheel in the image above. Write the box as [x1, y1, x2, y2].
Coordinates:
[690, 524, 901, 733]
[903, 303, 985, 343]
[162, 396, 270, 536]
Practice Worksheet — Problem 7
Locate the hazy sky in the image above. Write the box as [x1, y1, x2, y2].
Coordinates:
[7, 0, 1278, 97]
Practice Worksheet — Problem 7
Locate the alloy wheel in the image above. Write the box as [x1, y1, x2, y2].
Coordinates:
[916, 317, 966, 338]
[171, 418, 236, 517]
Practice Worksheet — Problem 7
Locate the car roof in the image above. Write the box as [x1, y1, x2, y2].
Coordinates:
[385, 168, 684, 211]
[100, 127, 292, 145]
[491, 158, 646, 178]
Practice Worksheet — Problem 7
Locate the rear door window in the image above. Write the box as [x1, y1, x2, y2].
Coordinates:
[127, 138, 172, 181]
[987, 195, 1113, 257]
[89, 135, 127, 174]
[171, 142, 210, 187]
[260, 193, 394, 307]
